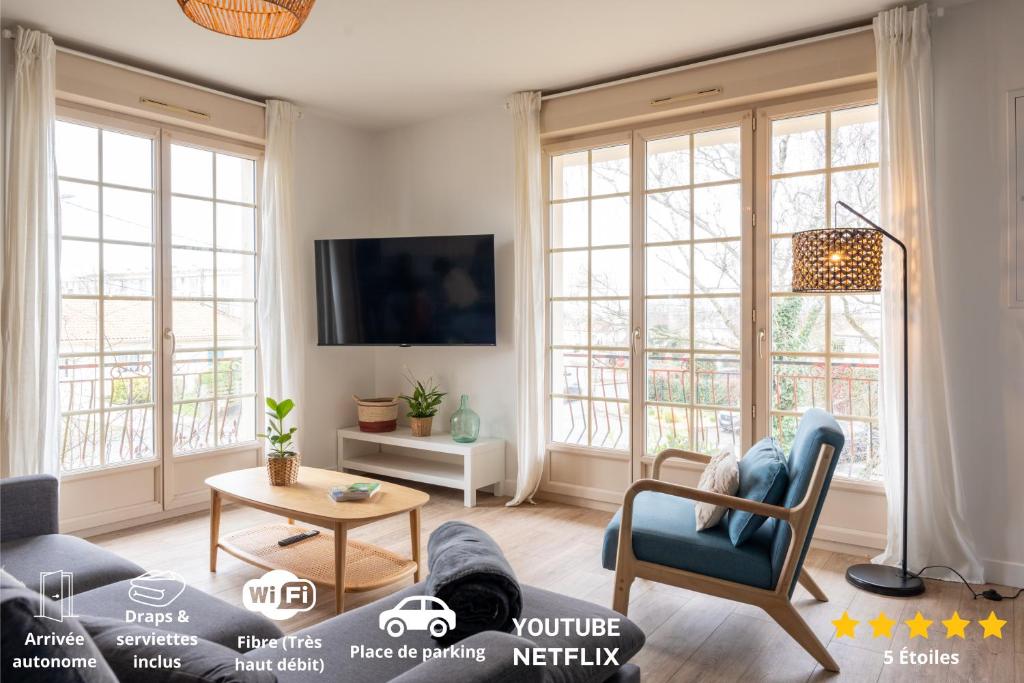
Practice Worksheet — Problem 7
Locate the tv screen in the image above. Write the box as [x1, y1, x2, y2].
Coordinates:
[314, 234, 496, 346]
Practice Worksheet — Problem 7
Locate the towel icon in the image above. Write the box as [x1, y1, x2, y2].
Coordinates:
[128, 570, 186, 607]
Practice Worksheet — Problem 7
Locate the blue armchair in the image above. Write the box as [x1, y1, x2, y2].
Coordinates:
[603, 408, 845, 672]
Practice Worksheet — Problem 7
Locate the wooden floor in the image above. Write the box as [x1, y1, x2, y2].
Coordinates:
[90, 483, 1021, 682]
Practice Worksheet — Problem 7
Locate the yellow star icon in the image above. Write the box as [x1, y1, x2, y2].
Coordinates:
[868, 611, 896, 638]
[905, 611, 932, 639]
[832, 611, 859, 638]
[978, 611, 1006, 639]
[941, 611, 970, 639]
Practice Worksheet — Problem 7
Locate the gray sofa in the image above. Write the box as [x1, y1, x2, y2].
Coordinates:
[1, 474, 644, 682]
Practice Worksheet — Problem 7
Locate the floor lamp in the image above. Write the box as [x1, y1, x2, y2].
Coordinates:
[790, 201, 924, 597]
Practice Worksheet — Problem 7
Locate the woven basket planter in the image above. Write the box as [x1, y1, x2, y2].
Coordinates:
[267, 454, 300, 486]
[353, 395, 399, 433]
[409, 416, 434, 437]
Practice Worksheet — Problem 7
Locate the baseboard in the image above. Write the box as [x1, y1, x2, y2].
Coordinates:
[813, 523, 886, 553]
[532, 488, 619, 512]
[984, 557, 1024, 588]
[66, 500, 214, 538]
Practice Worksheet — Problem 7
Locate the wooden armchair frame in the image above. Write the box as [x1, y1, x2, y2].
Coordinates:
[612, 445, 839, 673]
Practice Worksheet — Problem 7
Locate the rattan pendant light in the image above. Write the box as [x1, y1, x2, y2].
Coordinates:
[177, 0, 316, 40]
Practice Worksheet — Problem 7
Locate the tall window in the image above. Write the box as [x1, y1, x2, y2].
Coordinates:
[767, 104, 882, 479]
[55, 112, 261, 474]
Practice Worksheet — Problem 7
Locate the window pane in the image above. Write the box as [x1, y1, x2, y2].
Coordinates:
[216, 301, 256, 347]
[837, 419, 881, 480]
[59, 180, 99, 239]
[591, 351, 628, 399]
[551, 300, 587, 346]
[591, 400, 629, 450]
[172, 248, 215, 298]
[552, 349, 587, 396]
[646, 190, 689, 243]
[771, 414, 800, 453]
[646, 352, 689, 403]
[172, 197, 215, 248]
[770, 237, 793, 293]
[173, 300, 215, 349]
[102, 187, 153, 243]
[216, 204, 256, 252]
[215, 153, 255, 203]
[104, 300, 153, 351]
[61, 299, 99, 354]
[550, 250, 588, 298]
[695, 408, 740, 453]
[832, 361, 880, 418]
[105, 354, 153, 407]
[693, 241, 741, 295]
[831, 169, 879, 227]
[591, 145, 629, 195]
[61, 413, 100, 471]
[646, 135, 690, 189]
[550, 201, 587, 249]
[771, 113, 826, 174]
[830, 294, 881, 354]
[216, 251, 256, 300]
[551, 151, 587, 200]
[646, 244, 690, 296]
[693, 297, 740, 350]
[647, 405, 691, 453]
[693, 183, 742, 240]
[174, 400, 215, 453]
[771, 174, 825, 233]
[591, 300, 628, 347]
[59, 357, 100, 413]
[173, 352, 215, 401]
[218, 397, 256, 445]
[832, 105, 879, 167]
[56, 121, 98, 181]
[216, 349, 256, 395]
[172, 144, 213, 197]
[771, 356, 827, 412]
[551, 396, 588, 446]
[591, 248, 629, 297]
[694, 354, 740, 407]
[102, 130, 153, 189]
[105, 407, 154, 463]
[61, 240, 99, 295]
[771, 295, 825, 353]
[646, 298, 690, 349]
[591, 196, 629, 246]
[693, 128, 740, 183]
[103, 243, 153, 296]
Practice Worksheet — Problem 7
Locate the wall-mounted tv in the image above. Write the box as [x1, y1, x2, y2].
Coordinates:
[314, 234, 496, 346]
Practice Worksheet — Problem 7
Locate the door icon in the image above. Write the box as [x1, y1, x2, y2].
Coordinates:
[37, 571, 76, 622]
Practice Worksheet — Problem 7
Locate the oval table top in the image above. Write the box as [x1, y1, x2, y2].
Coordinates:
[205, 466, 429, 524]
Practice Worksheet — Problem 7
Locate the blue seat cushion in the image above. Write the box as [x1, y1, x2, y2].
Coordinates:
[728, 438, 789, 546]
[603, 491, 775, 589]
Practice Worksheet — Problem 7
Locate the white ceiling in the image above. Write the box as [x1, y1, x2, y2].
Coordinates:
[2, 0, 899, 129]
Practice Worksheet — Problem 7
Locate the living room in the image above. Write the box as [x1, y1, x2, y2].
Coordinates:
[1, 1, 1022, 681]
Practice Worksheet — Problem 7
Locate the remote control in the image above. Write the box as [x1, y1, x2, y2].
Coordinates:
[278, 530, 320, 547]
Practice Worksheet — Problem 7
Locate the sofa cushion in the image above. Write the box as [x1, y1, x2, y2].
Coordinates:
[1, 569, 118, 683]
[603, 491, 775, 589]
[246, 583, 645, 683]
[79, 615, 277, 683]
[388, 631, 543, 683]
[728, 438, 789, 546]
[69, 579, 282, 653]
[1, 534, 144, 595]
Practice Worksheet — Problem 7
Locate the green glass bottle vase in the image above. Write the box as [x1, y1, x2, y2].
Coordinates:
[450, 394, 480, 443]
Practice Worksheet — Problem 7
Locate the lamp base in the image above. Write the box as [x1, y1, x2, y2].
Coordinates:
[846, 563, 925, 597]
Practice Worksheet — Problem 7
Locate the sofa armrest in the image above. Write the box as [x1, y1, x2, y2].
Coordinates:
[0, 475, 60, 542]
[388, 631, 543, 683]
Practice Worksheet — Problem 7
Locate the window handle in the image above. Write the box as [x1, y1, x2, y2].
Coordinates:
[632, 327, 641, 356]
[758, 329, 766, 360]
[164, 328, 176, 356]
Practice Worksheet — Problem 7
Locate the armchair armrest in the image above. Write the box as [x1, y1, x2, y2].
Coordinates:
[624, 478, 792, 523]
[0, 475, 60, 542]
[651, 448, 711, 478]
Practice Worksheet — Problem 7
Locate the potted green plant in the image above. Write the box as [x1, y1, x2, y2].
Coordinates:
[259, 397, 300, 485]
[400, 375, 446, 437]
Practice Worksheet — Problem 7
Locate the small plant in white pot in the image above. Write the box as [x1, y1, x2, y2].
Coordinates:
[400, 375, 446, 437]
[259, 397, 300, 485]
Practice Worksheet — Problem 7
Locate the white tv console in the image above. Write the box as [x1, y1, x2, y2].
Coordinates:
[336, 427, 505, 507]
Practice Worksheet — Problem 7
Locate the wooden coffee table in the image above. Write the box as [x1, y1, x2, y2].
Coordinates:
[206, 467, 429, 614]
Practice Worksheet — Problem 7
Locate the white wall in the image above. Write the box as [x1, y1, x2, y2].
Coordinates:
[931, 0, 1024, 585]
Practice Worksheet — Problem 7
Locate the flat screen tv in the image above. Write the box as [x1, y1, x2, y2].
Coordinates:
[314, 234, 496, 346]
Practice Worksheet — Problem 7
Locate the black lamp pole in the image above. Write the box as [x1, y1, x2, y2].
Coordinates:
[835, 201, 923, 597]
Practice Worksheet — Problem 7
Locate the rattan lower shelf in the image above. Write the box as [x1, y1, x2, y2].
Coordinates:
[219, 523, 417, 592]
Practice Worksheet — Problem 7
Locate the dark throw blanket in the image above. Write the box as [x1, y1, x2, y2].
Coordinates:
[425, 521, 522, 645]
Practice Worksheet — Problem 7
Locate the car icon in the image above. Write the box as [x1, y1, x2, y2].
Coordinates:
[378, 596, 456, 638]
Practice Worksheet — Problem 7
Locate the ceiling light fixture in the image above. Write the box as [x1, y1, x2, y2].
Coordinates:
[177, 0, 316, 40]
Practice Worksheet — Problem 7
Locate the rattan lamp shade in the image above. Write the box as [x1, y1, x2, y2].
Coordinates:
[177, 0, 315, 39]
[791, 227, 883, 293]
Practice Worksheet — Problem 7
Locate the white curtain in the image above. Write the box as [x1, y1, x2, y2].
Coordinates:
[258, 100, 305, 454]
[507, 92, 545, 506]
[1, 28, 60, 477]
[873, 6, 982, 581]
